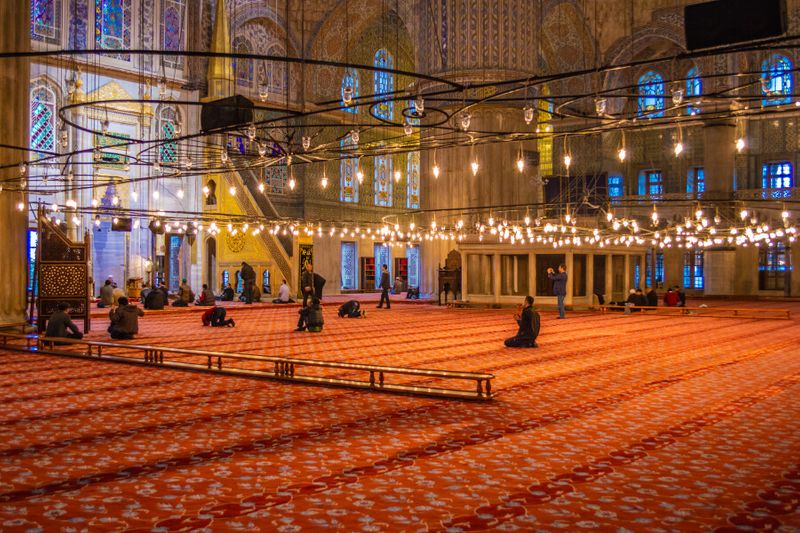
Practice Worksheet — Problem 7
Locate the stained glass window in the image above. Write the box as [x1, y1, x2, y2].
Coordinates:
[374, 49, 394, 120]
[638, 169, 663, 197]
[341, 242, 357, 290]
[683, 251, 704, 289]
[32, 0, 62, 44]
[645, 249, 664, 289]
[762, 54, 792, 106]
[759, 242, 786, 291]
[687, 167, 705, 194]
[158, 106, 178, 163]
[686, 67, 702, 115]
[374, 244, 391, 289]
[762, 161, 793, 189]
[234, 37, 254, 88]
[407, 245, 420, 289]
[374, 155, 393, 207]
[406, 152, 420, 208]
[264, 165, 288, 194]
[637, 71, 665, 118]
[340, 136, 359, 203]
[30, 84, 57, 160]
[263, 43, 287, 95]
[607, 175, 623, 199]
[161, 0, 185, 68]
[341, 68, 359, 113]
[95, 0, 132, 60]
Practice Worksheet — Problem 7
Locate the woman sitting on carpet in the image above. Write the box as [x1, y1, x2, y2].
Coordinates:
[504, 295, 540, 348]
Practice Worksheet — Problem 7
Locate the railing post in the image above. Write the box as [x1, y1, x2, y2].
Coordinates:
[379, 371, 384, 387]
[207, 355, 212, 369]
[217, 356, 222, 370]
[476, 379, 484, 396]
[369, 370, 375, 386]
[486, 379, 492, 397]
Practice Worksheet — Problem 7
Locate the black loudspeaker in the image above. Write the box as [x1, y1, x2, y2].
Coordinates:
[112, 217, 132, 232]
[200, 94, 255, 132]
[685, 0, 786, 51]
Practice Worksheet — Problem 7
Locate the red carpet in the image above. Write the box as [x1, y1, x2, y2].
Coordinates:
[1, 301, 799, 531]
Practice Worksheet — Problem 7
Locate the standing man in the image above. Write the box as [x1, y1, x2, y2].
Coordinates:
[301, 264, 314, 307]
[241, 261, 256, 304]
[377, 264, 391, 309]
[547, 264, 568, 319]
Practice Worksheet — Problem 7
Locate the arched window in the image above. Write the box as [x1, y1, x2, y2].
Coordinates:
[161, 0, 186, 68]
[95, 0, 133, 60]
[31, 0, 62, 44]
[158, 106, 179, 163]
[637, 71, 665, 118]
[262, 43, 287, 95]
[762, 54, 793, 106]
[340, 136, 359, 203]
[341, 68, 359, 113]
[233, 37, 254, 88]
[686, 67, 702, 115]
[373, 49, 394, 120]
[406, 152, 420, 209]
[30, 82, 57, 160]
[374, 155, 393, 207]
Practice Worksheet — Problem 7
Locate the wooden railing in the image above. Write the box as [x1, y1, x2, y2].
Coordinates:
[598, 305, 791, 320]
[0, 333, 494, 401]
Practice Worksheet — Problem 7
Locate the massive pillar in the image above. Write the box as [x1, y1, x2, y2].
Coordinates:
[0, 2, 30, 324]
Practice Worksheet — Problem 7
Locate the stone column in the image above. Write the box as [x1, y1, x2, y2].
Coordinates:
[623, 254, 631, 294]
[605, 254, 613, 301]
[0, 2, 30, 324]
[586, 253, 594, 305]
[528, 252, 536, 298]
[565, 252, 574, 307]
[492, 253, 501, 304]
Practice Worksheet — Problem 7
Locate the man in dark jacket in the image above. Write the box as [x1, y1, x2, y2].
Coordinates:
[98, 279, 114, 308]
[505, 296, 540, 348]
[220, 283, 235, 301]
[338, 299, 365, 318]
[301, 264, 314, 307]
[547, 264, 568, 319]
[241, 261, 256, 304]
[108, 297, 144, 340]
[144, 285, 167, 310]
[196, 284, 215, 305]
[377, 264, 391, 309]
[313, 272, 326, 301]
[296, 298, 324, 332]
[201, 306, 235, 327]
[645, 287, 658, 307]
[45, 302, 83, 342]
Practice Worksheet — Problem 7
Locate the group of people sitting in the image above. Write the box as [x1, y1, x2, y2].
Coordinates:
[604, 285, 687, 313]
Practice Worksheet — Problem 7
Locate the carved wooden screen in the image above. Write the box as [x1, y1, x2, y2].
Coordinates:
[36, 208, 91, 333]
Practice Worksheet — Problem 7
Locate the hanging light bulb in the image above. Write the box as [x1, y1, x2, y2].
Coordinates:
[459, 111, 471, 131]
[246, 124, 256, 141]
[350, 129, 360, 143]
[302, 136, 311, 151]
[258, 84, 269, 102]
[202, 185, 210, 196]
[403, 120, 413, 136]
[523, 104, 534, 124]
[618, 147, 627, 162]
[563, 154, 572, 168]
[258, 182, 265, 193]
[289, 178, 296, 190]
[594, 97, 607, 115]
[432, 164, 440, 179]
[16, 201, 24, 212]
[158, 76, 168, 96]
[72, 215, 81, 225]
[673, 141, 684, 156]
[152, 190, 160, 200]
[94, 215, 101, 226]
[91, 198, 99, 208]
[184, 155, 193, 169]
[736, 138, 745, 152]
[414, 95, 425, 113]
[342, 85, 354, 106]
[111, 195, 119, 206]
[394, 170, 402, 182]
[516, 156, 525, 172]
[356, 170, 364, 183]
[672, 88, 684, 106]
[65, 198, 77, 209]
[321, 175, 329, 189]
[19, 162, 26, 175]
[470, 161, 479, 176]
[229, 186, 237, 195]
[782, 210, 790, 219]
[258, 143, 267, 157]
[101, 118, 110, 135]
[177, 189, 184, 199]
[651, 209, 659, 224]
[220, 150, 228, 163]
[740, 209, 749, 220]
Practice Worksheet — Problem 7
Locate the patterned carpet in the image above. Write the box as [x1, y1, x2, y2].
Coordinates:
[1, 300, 800, 531]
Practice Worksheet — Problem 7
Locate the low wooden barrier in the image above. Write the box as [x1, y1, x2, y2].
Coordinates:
[0, 333, 494, 401]
[598, 305, 791, 320]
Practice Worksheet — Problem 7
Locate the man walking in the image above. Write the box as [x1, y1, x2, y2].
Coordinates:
[241, 261, 256, 304]
[547, 264, 568, 319]
[377, 264, 391, 309]
[301, 264, 314, 307]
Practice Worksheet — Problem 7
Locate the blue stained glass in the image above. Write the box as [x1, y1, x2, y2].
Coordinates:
[687, 167, 705, 194]
[340, 137, 359, 203]
[762, 162, 793, 189]
[374, 49, 394, 120]
[683, 252, 704, 289]
[341, 242, 357, 290]
[686, 68, 702, 115]
[374, 244, 391, 289]
[30, 87, 56, 159]
[32, 0, 58, 41]
[638, 170, 662, 197]
[96, 0, 131, 59]
[762, 55, 793, 106]
[406, 152, 420, 209]
[163, 6, 181, 51]
[341, 68, 359, 113]
[607, 175, 623, 197]
[638, 71, 665, 118]
[407, 246, 420, 289]
[374, 155, 393, 206]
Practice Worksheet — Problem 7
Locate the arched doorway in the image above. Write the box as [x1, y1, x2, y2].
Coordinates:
[205, 237, 217, 291]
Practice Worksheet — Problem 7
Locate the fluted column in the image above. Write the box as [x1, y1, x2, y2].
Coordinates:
[0, 2, 30, 324]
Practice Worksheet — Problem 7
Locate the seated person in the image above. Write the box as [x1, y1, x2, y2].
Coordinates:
[645, 287, 658, 307]
[504, 295, 540, 348]
[219, 283, 235, 302]
[98, 279, 114, 308]
[144, 285, 167, 310]
[251, 284, 262, 303]
[45, 302, 84, 343]
[406, 287, 420, 299]
[201, 306, 235, 327]
[139, 283, 152, 303]
[664, 288, 680, 307]
[338, 299, 366, 318]
[625, 289, 647, 313]
[392, 276, 404, 295]
[674, 285, 687, 307]
[593, 288, 605, 306]
[173, 279, 194, 307]
[272, 279, 294, 304]
[196, 284, 216, 306]
[108, 297, 144, 340]
[296, 298, 324, 332]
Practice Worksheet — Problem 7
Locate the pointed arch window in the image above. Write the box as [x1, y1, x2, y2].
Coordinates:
[686, 67, 702, 115]
[30, 83, 57, 160]
[262, 43, 287, 95]
[637, 71, 665, 118]
[233, 37, 254, 88]
[407, 152, 420, 209]
[374, 155, 393, 206]
[374, 49, 394, 120]
[341, 68, 359, 113]
[161, 0, 186, 69]
[340, 136, 359, 203]
[95, 0, 133, 60]
[32, 0, 62, 44]
[158, 106, 179, 164]
[762, 54, 793, 106]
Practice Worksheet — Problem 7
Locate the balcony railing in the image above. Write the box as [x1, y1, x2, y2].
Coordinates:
[735, 188, 800, 201]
